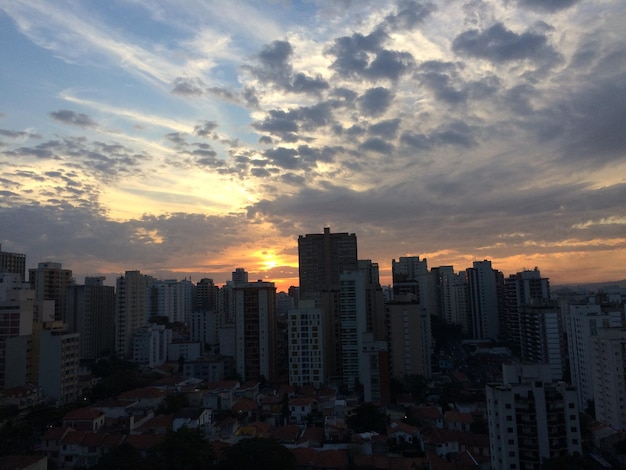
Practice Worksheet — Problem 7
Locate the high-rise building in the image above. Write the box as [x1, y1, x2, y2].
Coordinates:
[518, 303, 565, 381]
[65, 277, 115, 360]
[287, 300, 325, 388]
[115, 271, 154, 359]
[392, 256, 429, 302]
[132, 324, 172, 368]
[0, 273, 34, 388]
[467, 260, 503, 340]
[29, 262, 73, 322]
[0, 244, 26, 281]
[486, 364, 582, 469]
[234, 280, 277, 383]
[432, 267, 467, 330]
[361, 332, 390, 404]
[39, 323, 80, 406]
[147, 279, 193, 323]
[195, 278, 218, 312]
[298, 227, 357, 300]
[504, 268, 551, 351]
[592, 328, 626, 431]
[386, 295, 432, 379]
[565, 304, 623, 411]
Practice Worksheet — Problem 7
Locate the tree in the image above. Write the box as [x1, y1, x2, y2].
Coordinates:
[218, 437, 295, 470]
[93, 443, 148, 470]
[153, 426, 215, 470]
[347, 403, 386, 435]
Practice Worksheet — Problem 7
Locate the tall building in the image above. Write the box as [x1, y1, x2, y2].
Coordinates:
[565, 304, 623, 411]
[288, 300, 325, 388]
[0, 244, 26, 281]
[392, 256, 429, 303]
[386, 295, 432, 379]
[65, 277, 115, 360]
[504, 268, 551, 351]
[466, 260, 503, 340]
[132, 324, 172, 368]
[592, 328, 626, 431]
[39, 323, 80, 406]
[435, 267, 468, 331]
[115, 271, 154, 359]
[486, 364, 582, 469]
[195, 278, 218, 312]
[29, 261, 73, 322]
[234, 280, 277, 383]
[518, 303, 565, 381]
[361, 332, 390, 404]
[298, 227, 358, 300]
[0, 273, 34, 388]
[147, 279, 193, 323]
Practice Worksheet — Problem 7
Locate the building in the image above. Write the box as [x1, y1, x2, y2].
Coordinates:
[565, 304, 623, 411]
[0, 243, 26, 281]
[591, 328, 626, 431]
[504, 268, 551, 351]
[189, 309, 218, 352]
[486, 364, 582, 469]
[360, 332, 390, 404]
[467, 260, 503, 340]
[115, 271, 154, 359]
[431, 266, 468, 329]
[287, 300, 325, 388]
[392, 256, 430, 306]
[147, 279, 193, 323]
[39, 324, 80, 405]
[0, 273, 34, 388]
[234, 280, 277, 383]
[65, 277, 115, 360]
[386, 295, 431, 379]
[195, 278, 218, 312]
[132, 324, 172, 367]
[518, 303, 565, 381]
[29, 261, 73, 322]
[298, 227, 358, 300]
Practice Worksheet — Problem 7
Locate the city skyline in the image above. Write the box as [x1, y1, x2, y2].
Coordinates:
[1, 1, 625, 291]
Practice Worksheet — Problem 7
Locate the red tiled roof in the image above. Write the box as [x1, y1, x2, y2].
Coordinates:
[413, 405, 443, 420]
[80, 432, 105, 447]
[43, 426, 73, 440]
[239, 380, 260, 390]
[271, 425, 301, 442]
[232, 396, 258, 412]
[62, 430, 88, 445]
[125, 433, 166, 450]
[298, 426, 324, 445]
[315, 449, 348, 468]
[63, 407, 104, 421]
[118, 387, 166, 400]
[445, 410, 474, 424]
[99, 433, 126, 449]
[289, 396, 314, 406]
[387, 420, 419, 436]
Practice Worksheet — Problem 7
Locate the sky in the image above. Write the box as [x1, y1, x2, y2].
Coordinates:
[1, 0, 626, 292]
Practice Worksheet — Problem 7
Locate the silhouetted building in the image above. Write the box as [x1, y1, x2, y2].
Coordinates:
[298, 227, 357, 300]
[0, 244, 26, 281]
[467, 260, 503, 340]
[115, 270, 154, 359]
[29, 261, 73, 322]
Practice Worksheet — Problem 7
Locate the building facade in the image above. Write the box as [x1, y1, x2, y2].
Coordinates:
[29, 262, 73, 322]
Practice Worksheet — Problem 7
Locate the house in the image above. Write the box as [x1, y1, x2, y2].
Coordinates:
[387, 420, 423, 455]
[271, 425, 302, 446]
[203, 380, 240, 410]
[118, 387, 168, 409]
[232, 396, 258, 423]
[62, 407, 106, 431]
[289, 396, 316, 424]
[131, 413, 174, 435]
[444, 410, 474, 432]
[412, 405, 444, 428]
[172, 407, 212, 432]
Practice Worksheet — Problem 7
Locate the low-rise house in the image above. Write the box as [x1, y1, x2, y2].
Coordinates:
[172, 407, 212, 432]
[271, 425, 302, 446]
[92, 399, 137, 419]
[412, 405, 444, 428]
[235, 380, 261, 401]
[131, 413, 174, 435]
[62, 407, 106, 432]
[289, 396, 316, 424]
[387, 420, 423, 456]
[0, 385, 45, 411]
[232, 396, 258, 423]
[118, 387, 168, 410]
[444, 410, 474, 432]
[260, 394, 284, 424]
[203, 380, 240, 410]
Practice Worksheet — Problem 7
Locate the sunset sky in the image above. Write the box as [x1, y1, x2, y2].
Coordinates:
[1, 0, 625, 292]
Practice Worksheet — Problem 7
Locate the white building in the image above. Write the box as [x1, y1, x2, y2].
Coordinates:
[132, 324, 172, 367]
[592, 328, 626, 430]
[339, 270, 368, 391]
[167, 341, 202, 362]
[190, 309, 219, 351]
[115, 271, 154, 359]
[147, 279, 193, 323]
[565, 304, 623, 410]
[288, 300, 325, 388]
[39, 325, 80, 406]
[486, 364, 582, 469]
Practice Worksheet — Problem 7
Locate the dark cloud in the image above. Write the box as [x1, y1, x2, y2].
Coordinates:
[400, 121, 475, 150]
[171, 77, 206, 96]
[165, 132, 188, 147]
[252, 109, 299, 142]
[50, 110, 97, 128]
[194, 121, 218, 138]
[384, 0, 435, 30]
[252, 103, 335, 142]
[358, 87, 393, 117]
[327, 29, 413, 81]
[246, 40, 329, 94]
[0, 129, 41, 139]
[263, 147, 300, 169]
[297, 145, 338, 164]
[452, 22, 556, 63]
[368, 119, 401, 138]
[416, 61, 467, 104]
[359, 137, 394, 154]
[517, 0, 581, 12]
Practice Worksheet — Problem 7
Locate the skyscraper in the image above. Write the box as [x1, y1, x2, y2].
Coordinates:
[592, 328, 626, 431]
[234, 280, 277, 383]
[298, 227, 357, 300]
[0, 244, 26, 282]
[29, 261, 73, 322]
[467, 260, 503, 340]
[115, 271, 154, 359]
[66, 277, 115, 360]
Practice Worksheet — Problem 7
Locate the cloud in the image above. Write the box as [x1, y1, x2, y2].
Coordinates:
[194, 121, 219, 138]
[171, 77, 206, 96]
[359, 137, 394, 154]
[452, 22, 556, 64]
[384, 0, 436, 30]
[517, 0, 581, 12]
[327, 29, 413, 81]
[50, 110, 97, 128]
[358, 87, 394, 117]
